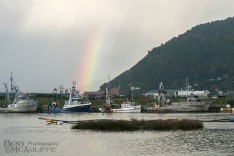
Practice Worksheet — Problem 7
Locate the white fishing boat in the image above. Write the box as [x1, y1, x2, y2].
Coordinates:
[7, 93, 38, 112]
[110, 100, 141, 113]
[103, 80, 141, 113]
[4, 73, 38, 112]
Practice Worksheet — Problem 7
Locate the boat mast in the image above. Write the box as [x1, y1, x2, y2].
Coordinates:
[158, 82, 165, 106]
[4, 83, 9, 107]
[106, 76, 110, 106]
[69, 81, 76, 105]
[10, 72, 14, 103]
[186, 77, 189, 99]
[72, 81, 76, 93]
[131, 85, 134, 102]
[105, 87, 109, 106]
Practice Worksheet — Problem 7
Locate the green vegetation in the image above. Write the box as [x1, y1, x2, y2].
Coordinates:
[71, 119, 203, 131]
[0, 97, 5, 107]
[100, 17, 234, 95]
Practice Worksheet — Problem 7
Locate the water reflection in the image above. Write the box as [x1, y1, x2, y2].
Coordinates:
[0, 113, 233, 156]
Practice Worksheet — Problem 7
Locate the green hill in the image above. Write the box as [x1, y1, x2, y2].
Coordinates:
[101, 17, 234, 95]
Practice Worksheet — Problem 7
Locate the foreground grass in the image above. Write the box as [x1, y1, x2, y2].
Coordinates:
[71, 119, 203, 131]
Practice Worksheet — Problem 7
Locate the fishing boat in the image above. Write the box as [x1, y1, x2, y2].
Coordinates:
[146, 98, 210, 113]
[109, 100, 141, 113]
[3, 73, 38, 112]
[103, 81, 141, 113]
[45, 82, 91, 113]
[143, 81, 210, 113]
[101, 86, 114, 113]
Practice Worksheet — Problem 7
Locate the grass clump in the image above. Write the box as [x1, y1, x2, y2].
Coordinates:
[71, 119, 203, 131]
[72, 119, 139, 131]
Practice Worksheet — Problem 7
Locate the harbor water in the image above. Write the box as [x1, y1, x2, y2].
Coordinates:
[0, 113, 233, 156]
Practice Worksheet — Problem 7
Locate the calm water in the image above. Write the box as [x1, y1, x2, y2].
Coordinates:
[0, 112, 233, 156]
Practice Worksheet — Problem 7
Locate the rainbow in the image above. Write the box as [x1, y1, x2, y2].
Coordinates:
[77, 30, 105, 93]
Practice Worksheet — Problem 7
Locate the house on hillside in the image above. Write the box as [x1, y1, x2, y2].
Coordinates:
[83, 91, 100, 100]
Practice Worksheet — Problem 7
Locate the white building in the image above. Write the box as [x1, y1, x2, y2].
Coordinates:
[175, 90, 211, 97]
[143, 89, 210, 99]
[143, 90, 159, 99]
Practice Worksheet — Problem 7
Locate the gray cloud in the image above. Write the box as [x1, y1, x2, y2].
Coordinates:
[1, 0, 234, 93]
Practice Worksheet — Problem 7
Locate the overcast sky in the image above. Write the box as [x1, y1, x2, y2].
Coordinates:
[1, 0, 234, 93]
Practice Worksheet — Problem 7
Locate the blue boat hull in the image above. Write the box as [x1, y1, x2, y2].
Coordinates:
[48, 105, 91, 113]
[228, 118, 234, 122]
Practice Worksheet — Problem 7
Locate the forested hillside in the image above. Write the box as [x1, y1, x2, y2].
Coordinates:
[101, 17, 234, 95]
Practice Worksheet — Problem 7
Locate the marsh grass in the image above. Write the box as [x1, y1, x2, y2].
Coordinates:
[71, 119, 203, 131]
